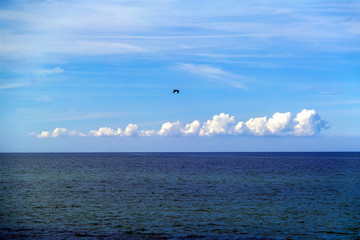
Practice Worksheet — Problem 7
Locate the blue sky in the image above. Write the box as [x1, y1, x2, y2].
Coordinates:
[1, 0, 359, 152]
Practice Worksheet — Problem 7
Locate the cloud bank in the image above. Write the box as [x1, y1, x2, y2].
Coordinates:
[33, 109, 329, 138]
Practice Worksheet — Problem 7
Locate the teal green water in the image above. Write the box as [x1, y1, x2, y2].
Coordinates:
[1, 153, 360, 239]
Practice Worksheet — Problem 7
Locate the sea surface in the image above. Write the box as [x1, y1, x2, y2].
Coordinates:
[0, 152, 359, 239]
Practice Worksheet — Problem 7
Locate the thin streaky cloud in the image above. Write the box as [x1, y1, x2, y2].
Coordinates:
[2, 0, 359, 60]
[182, 53, 294, 59]
[17, 111, 128, 124]
[81, 34, 268, 39]
[1, 36, 144, 56]
[0, 82, 31, 90]
[36, 67, 63, 75]
[177, 63, 248, 89]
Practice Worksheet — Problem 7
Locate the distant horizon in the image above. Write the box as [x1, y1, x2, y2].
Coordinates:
[2, 150, 360, 154]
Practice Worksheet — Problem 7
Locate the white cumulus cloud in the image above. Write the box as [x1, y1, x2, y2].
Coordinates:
[88, 124, 156, 137]
[158, 121, 182, 136]
[51, 127, 68, 137]
[245, 116, 269, 136]
[234, 121, 248, 135]
[37, 131, 51, 138]
[236, 112, 293, 136]
[139, 130, 156, 137]
[182, 120, 201, 136]
[267, 112, 292, 135]
[36, 128, 84, 138]
[89, 127, 123, 137]
[294, 109, 329, 136]
[199, 113, 235, 136]
[124, 123, 139, 136]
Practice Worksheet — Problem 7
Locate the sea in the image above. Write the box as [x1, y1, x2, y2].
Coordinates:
[0, 152, 359, 239]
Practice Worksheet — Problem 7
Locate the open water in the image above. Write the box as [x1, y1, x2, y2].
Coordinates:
[0, 152, 359, 239]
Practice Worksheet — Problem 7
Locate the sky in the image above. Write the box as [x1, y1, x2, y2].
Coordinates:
[1, 0, 360, 152]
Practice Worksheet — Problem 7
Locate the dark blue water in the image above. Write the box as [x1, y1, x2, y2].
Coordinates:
[0, 153, 359, 239]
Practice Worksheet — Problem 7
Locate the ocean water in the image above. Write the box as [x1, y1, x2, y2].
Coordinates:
[0, 152, 359, 239]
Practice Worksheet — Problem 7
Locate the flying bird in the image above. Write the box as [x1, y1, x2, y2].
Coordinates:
[173, 89, 179, 93]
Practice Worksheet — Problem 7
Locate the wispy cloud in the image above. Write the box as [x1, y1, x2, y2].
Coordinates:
[2, 0, 359, 59]
[177, 63, 248, 89]
[0, 82, 31, 90]
[17, 110, 127, 124]
[36, 67, 63, 75]
[33, 109, 329, 138]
